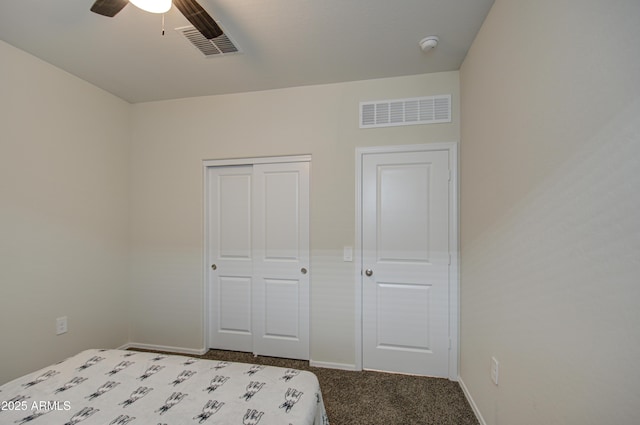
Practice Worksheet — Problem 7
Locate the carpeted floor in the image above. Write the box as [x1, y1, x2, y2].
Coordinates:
[132, 348, 479, 425]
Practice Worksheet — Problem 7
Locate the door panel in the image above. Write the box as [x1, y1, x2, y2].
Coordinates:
[377, 164, 430, 262]
[208, 166, 254, 352]
[264, 278, 300, 339]
[376, 282, 431, 351]
[253, 162, 310, 360]
[218, 277, 252, 334]
[263, 171, 300, 260]
[362, 150, 450, 376]
[218, 174, 252, 259]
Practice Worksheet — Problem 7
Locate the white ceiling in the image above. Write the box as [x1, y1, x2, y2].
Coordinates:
[0, 0, 494, 103]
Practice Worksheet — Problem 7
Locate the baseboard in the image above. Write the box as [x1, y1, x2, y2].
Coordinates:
[119, 342, 207, 356]
[309, 359, 358, 371]
[118, 344, 356, 371]
[458, 377, 488, 425]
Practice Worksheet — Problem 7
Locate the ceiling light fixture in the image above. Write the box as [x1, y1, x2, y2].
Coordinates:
[419, 36, 439, 52]
[129, 0, 172, 14]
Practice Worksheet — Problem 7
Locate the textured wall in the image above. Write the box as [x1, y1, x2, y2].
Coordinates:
[128, 72, 460, 367]
[460, 1, 640, 424]
[0, 41, 131, 384]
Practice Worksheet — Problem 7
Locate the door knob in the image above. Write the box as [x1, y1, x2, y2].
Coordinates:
[365, 269, 373, 277]
[301, 267, 308, 275]
[211, 264, 217, 270]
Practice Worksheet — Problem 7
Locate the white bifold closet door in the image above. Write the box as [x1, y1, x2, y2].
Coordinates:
[207, 161, 310, 360]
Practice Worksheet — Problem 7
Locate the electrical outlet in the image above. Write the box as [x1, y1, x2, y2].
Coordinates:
[490, 356, 499, 385]
[56, 316, 68, 335]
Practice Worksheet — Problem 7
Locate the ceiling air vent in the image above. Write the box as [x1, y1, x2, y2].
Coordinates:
[359, 95, 451, 129]
[176, 26, 240, 57]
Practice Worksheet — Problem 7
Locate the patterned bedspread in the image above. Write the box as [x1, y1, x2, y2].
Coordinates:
[0, 349, 329, 425]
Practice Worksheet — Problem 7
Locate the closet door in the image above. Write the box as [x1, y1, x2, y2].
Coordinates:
[252, 162, 310, 360]
[206, 159, 310, 360]
[207, 165, 254, 352]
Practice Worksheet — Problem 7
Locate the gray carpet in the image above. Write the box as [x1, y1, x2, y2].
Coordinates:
[133, 348, 479, 425]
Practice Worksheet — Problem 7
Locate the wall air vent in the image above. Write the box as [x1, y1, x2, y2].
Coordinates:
[176, 26, 240, 57]
[359, 95, 451, 129]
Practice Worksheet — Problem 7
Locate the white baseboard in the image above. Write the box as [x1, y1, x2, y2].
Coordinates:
[309, 360, 358, 371]
[119, 342, 207, 356]
[458, 376, 488, 425]
[118, 344, 356, 371]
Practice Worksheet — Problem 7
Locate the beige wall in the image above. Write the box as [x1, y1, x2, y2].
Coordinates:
[0, 36, 458, 379]
[128, 72, 460, 365]
[0, 41, 131, 384]
[460, 1, 640, 424]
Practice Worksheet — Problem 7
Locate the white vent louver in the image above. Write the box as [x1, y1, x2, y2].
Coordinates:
[176, 26, 240, 57]
[359, 95, 451, 129]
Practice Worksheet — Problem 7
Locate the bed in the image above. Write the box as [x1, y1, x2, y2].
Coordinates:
[0, 348, 329, 425]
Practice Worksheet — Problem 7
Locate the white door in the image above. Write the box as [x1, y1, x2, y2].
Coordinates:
[252, 162, 310, 360]
[206, 160, 310, 360]
[207, 165, 254, 353]
[362, 149, 451, 376]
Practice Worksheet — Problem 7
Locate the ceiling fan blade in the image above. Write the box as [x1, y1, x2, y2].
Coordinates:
[173, 0, 223, 39]
[90, 0, 129, 17]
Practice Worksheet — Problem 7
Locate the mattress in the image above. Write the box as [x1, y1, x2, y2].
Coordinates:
[0, 349, 329, 425]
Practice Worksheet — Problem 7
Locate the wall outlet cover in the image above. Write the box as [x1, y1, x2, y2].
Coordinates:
[491, 356, 499, 385]
[56, 316, 68, 335]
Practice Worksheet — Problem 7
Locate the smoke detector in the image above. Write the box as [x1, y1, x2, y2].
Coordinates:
[419, 36, 439, 52]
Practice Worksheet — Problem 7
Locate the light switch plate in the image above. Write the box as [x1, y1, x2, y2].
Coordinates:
[343, 246, 353, 262]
